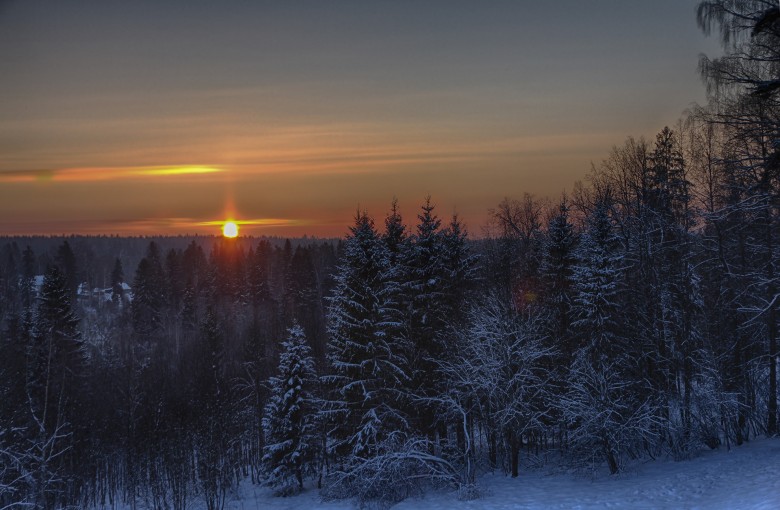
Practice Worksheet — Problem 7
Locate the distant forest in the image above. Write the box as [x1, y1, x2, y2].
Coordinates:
[3, 1, 780, 509]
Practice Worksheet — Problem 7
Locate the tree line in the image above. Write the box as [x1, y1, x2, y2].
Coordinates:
[0, 235, 340, 509]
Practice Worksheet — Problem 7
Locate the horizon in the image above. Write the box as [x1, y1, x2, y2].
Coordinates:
[0, 0, 718, 237]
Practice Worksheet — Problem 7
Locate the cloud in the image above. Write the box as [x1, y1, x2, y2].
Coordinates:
[0, 165, 224, 183]
[0, 216, 308, 236]
[197, 218, 305, 228]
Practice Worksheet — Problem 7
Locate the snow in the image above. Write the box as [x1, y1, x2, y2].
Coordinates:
[226, 437, 780, 510]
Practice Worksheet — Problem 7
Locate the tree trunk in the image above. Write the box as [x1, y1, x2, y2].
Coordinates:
[606, 450, 619, 475]
[456, 417, 466, 451]
[769, 301, 778, 436]
[767, 191, 777, 436]
[766, 251, 777, 436]
[488, 430, 497, 468]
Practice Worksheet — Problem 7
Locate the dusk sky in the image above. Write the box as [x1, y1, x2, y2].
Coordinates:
[0, 0, 720, 237]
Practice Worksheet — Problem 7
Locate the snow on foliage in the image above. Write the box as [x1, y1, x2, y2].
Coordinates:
[323, 211, 411, 460]
[262, 324, 320, 494]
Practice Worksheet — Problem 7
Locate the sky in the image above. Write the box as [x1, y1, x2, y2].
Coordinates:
[0, 0, 721, 238]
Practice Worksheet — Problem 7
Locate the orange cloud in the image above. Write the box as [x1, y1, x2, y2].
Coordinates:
[0, 216, 307, 236]
[0, 165, 224, 183]
[114, 217, 308, 235]
[197, 218, 305, 228]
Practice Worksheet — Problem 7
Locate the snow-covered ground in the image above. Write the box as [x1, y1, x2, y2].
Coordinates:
[227, 437, 780, 509]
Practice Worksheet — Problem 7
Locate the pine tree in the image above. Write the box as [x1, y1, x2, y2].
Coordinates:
[262, 324, 319, 492]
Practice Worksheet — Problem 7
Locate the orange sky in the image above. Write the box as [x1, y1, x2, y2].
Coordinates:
[0, 1, 718, 237]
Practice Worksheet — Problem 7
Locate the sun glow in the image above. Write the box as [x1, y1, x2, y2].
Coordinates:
[222, 221, 238, 238]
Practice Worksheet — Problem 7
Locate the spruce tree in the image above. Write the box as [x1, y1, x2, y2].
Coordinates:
[110, 258, 124, 307]
[131, 243, 166, 342]
[402, 197, 448, 436]
[195, 309, 234, 509]
[440, 213, 478, 326]
[324, 211, 409, 460]
[28, 265, 85, 427]
[26, 264, 86, 508]
[539, 197, 577, 435]
[383, 198, 407, 266]
[248, 240, 272, 305]
[540, 197, 578, 365]
[262, 324, 319, 492]
[649, 126, 699, 451]
[21, 246, 36, 311]
[55, 241, 78, 302]
[286, 246, 323, 356]
[564, 199, 653, 474]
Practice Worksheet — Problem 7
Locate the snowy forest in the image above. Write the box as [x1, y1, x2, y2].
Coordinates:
[2, 1, 780, 508]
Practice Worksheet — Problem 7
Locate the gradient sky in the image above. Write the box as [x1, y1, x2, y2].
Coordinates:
[0, 0, 720, 237]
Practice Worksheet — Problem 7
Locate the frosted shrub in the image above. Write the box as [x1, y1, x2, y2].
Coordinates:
[456, 482, 488, 501]
[321, 434, 456, 507]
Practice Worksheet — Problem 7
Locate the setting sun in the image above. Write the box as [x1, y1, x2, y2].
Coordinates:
[222, 221, 238, 238]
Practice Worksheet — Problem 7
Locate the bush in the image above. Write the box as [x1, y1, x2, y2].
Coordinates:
[456, 483, 487, 501]
[321, 434, 457, 507]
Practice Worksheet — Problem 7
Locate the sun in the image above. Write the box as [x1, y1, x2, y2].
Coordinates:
[222, 221, 238, 238]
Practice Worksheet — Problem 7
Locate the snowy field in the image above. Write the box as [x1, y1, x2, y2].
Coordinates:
[226, 437, 780, 510]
